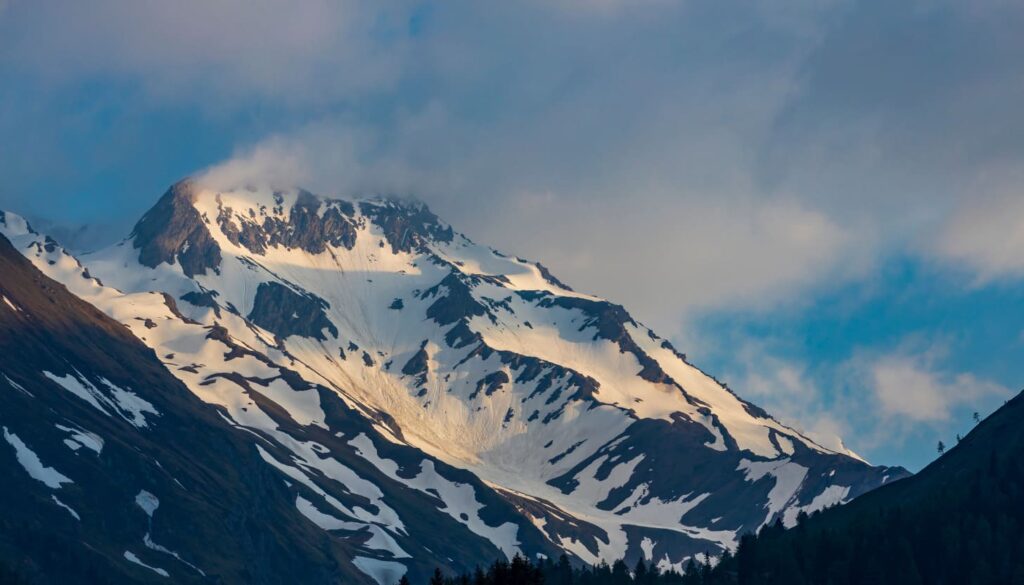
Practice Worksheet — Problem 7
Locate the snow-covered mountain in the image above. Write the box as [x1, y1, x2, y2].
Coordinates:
[0, 213, 561, 585]
[0, 180, 907, 583]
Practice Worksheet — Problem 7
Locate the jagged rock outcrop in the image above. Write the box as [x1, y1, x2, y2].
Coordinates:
[131, 180, 222, 277]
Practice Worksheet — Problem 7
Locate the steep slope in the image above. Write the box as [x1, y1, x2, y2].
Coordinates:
[0, 230, 348, 583]
[1, 180, 906, 572]
[704, 389, 1024, 585]
[0, 216, 560, 585]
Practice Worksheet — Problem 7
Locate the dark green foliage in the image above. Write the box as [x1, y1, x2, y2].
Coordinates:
[408, 554, 707, 585]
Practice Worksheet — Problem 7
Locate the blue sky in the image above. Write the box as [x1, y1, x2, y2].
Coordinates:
[1, 0, 1022, 470]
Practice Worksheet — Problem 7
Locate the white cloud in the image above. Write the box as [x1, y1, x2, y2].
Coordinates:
[473, 194, 853, 325]
[7, 0, 1020, 323]
[198, 138, 313, 193]
[932, 170, 1024, 282]
[0, 0, 406, 104]
[710, 337, 1014, 465]
[202, 132, 855, 325]
[870, 355, 1011, 422]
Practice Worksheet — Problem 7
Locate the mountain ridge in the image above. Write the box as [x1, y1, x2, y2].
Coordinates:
[0, 180, 907, 581]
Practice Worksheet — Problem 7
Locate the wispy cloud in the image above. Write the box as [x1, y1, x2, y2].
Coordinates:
[932, 168, 1024, 283]
[869, 352, 1012, 423]
[715, 335, 1013, 466]
[0, 0, 406, 104]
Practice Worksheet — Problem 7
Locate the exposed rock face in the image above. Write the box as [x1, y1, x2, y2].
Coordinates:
[402, 341, 430, 387]
[423, 273, 489, 326]
[131, 180, 222, 277]
[248, 282, 338, 341]
[536, 262, 574, 291]
[217, 190, 359, 256]
[179, 290, 221, 317]
[470, 371, 510, 400]
[360, 199, 454, 253]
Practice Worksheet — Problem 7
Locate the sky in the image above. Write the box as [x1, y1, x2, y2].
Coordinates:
[1, 0, 1022, 470]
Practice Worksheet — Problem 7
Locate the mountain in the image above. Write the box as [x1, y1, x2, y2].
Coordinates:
[0, 222, 565, 584]
[0, 180, 907, 582]
[0, 227, 356, 583]
[696, 388, 1024, 585]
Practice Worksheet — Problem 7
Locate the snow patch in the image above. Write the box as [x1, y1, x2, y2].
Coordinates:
[1, 374, 32, 397]
[56, 424, 104, 455]
[0, 211, 31, 236]
[353, 556, 406, 585]
[123, 551, 169, 578]
[135, 490, 207, 576]
[350, 433, 521, 558]
[43, 371, 159, 428]
[737, 458, 808, 527]
[1, 296, 21, 313]
[3, 427, 72, 489]
[640, 537, 656, 561]
[136, 490, 159, 517]
[101, 378, 161, 427]
[51, 495, 80, 520]
[296, 495, 361, 531]
[781, 484, 851, 527]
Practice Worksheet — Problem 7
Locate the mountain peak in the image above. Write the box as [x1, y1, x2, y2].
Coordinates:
[131, 179, 222, 278]
[130, 179, 458, 274]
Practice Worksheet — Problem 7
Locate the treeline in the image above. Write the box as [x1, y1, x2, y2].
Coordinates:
[410, 553, 713, 585]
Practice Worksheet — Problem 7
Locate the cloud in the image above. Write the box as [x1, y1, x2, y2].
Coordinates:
[3, 0, 1024, 339]
[932, 169, 1024, 282]
[0, 0, 407, 104]
[711, 335, 1014, 466]
[460, 193, 851, 324]
[198, 139, 313, 193]
[196, 115, 854, 325]
[870, 354, 1011, 423]
[195, 110, 454, 199]
[168, 0, 861, 325]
